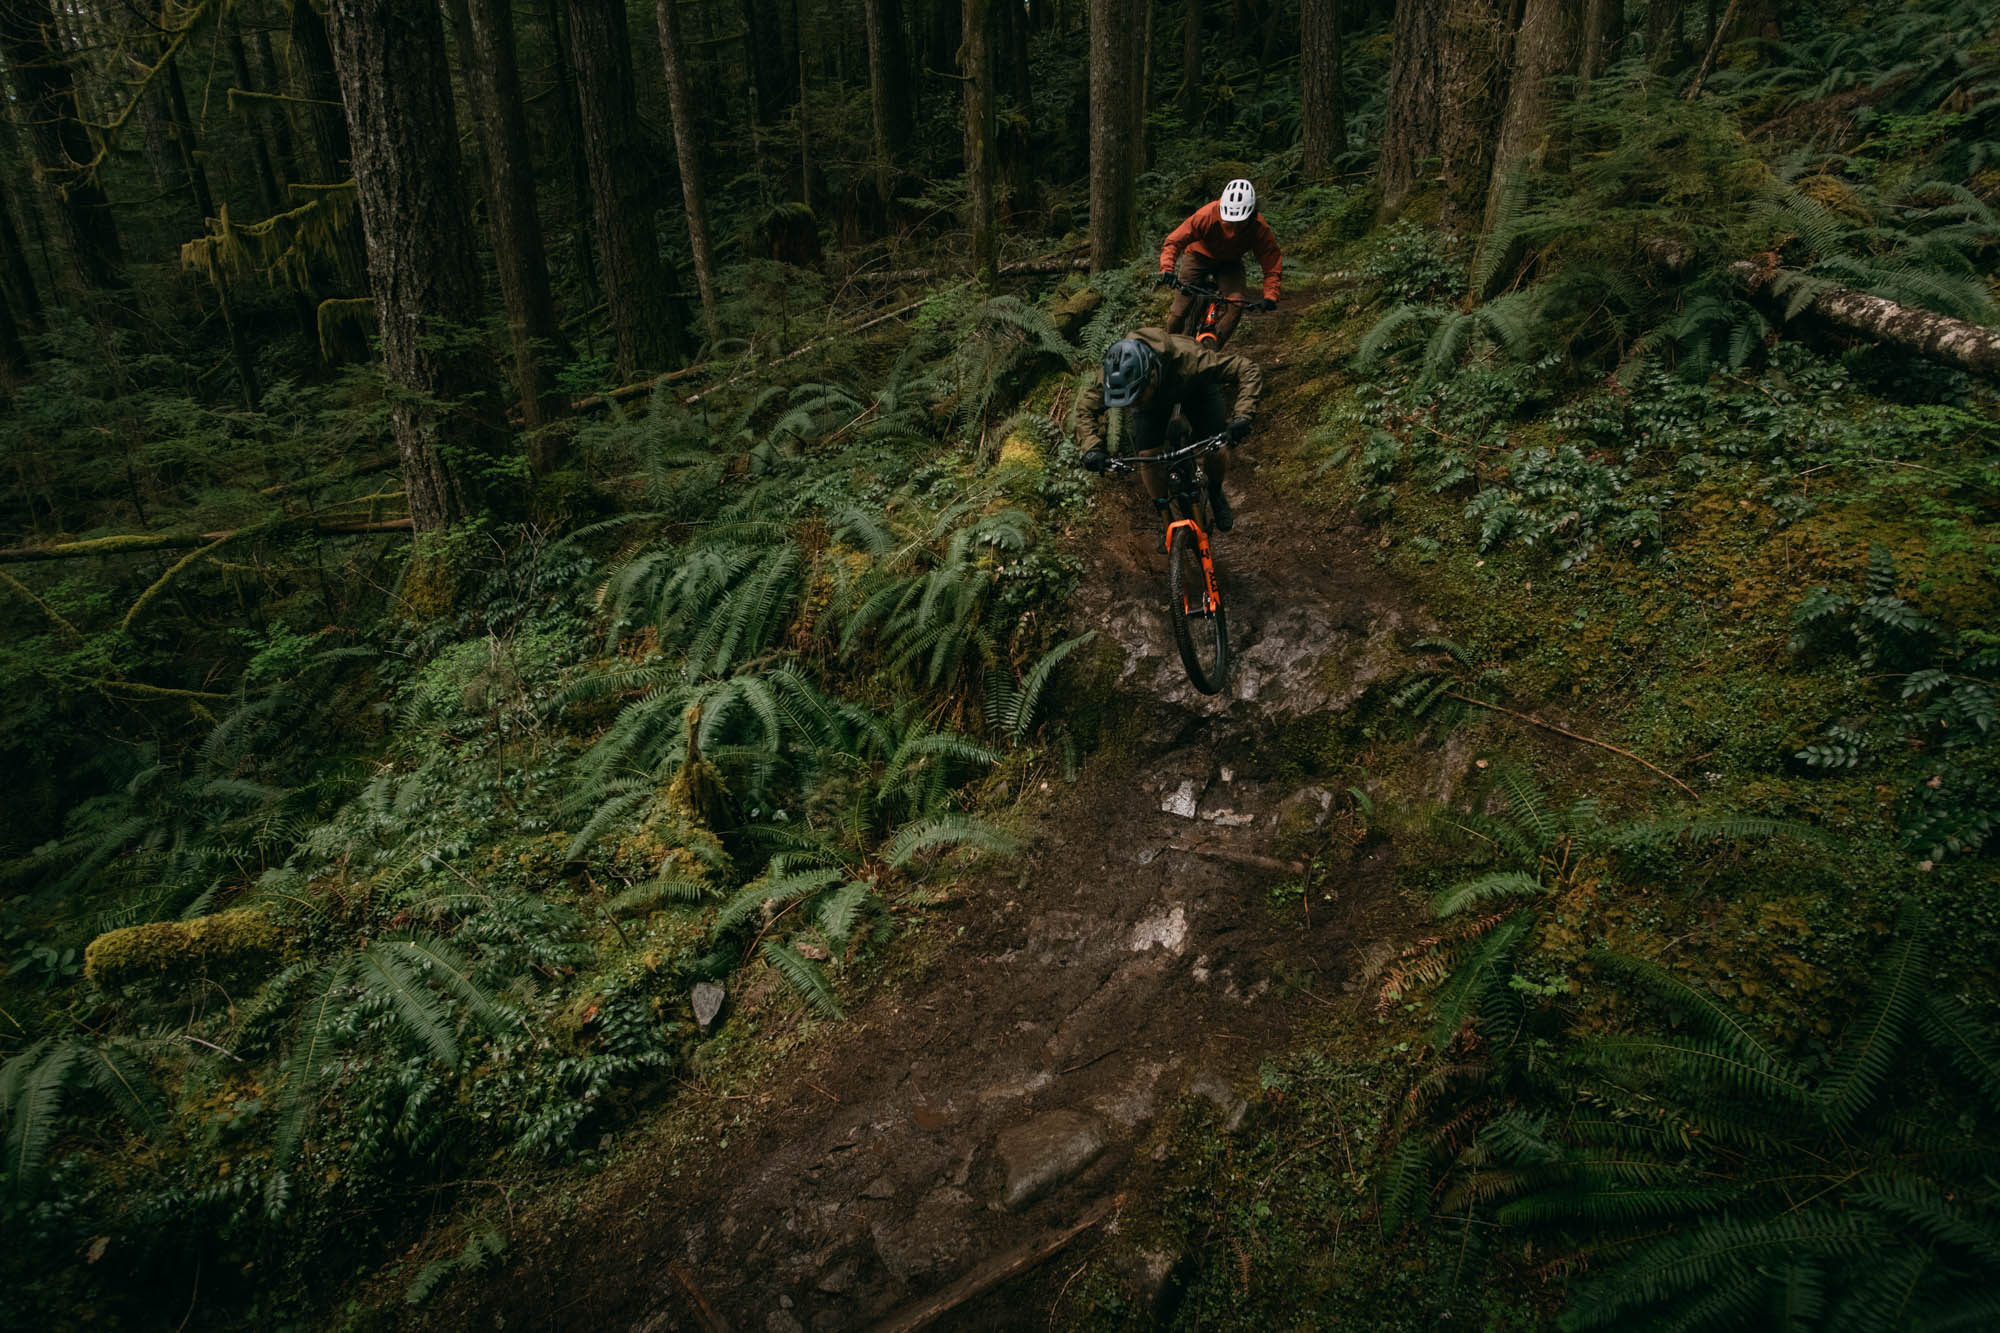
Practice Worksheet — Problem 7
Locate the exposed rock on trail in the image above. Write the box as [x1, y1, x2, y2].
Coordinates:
[454, 316, 1431, 1332]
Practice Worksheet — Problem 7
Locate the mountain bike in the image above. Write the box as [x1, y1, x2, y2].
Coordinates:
[1102, 431, 1231, 695]
[1168, 277, 1261, 349]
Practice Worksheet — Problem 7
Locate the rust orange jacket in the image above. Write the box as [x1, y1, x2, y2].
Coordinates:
[1159, 201, 1283, 300]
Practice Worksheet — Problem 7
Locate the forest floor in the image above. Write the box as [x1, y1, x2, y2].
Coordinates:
[432, 306, 1448, 1332]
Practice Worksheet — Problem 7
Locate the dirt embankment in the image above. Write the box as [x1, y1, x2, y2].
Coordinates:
[448, 310, 1437, 1332]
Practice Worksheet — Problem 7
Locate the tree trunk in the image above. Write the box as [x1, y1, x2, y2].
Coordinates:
[744, 0, 792, 124]
[162, 50, 262, 410]
[963, 0, 996, 288]
[534, 0, 601, 309]
[0, 0, 127, 292]
[1181, 0, 1198, 109]
[1301, 0, 1343, 176]
[0, 165, 40, 329]
[325, 0, 505, 533]
[1379, 0, 1444, 215]
[448, 0, 568, 433]
[863, 0, 913, 192]
[1436, 0, 1509, 233]
[1644, 0, 1686, 71]
[1481, 0, 1582, 235]
[290, 0, 353, 181]
[565, 0, 679, 378]
[1577, 0, 1615, 99]
[794, 0, 812, 209]
[1088, 0, 1138, 269]
[1731, 262, 2000, 380]
[226, 14, 285, 218]
[248, 25, 304, 189]
[656, 0, 721, 347]
[1135, 0, 1153, 165]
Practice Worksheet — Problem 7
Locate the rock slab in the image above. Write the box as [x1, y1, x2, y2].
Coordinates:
[994, 1110, 1109, 1211]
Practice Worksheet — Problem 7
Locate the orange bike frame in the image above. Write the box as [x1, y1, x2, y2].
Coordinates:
[1164, 517, 1222, 615]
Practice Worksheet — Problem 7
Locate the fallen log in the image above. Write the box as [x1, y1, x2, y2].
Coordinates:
[1730, 259, 2000, 379]
[0, 517, 413, 564]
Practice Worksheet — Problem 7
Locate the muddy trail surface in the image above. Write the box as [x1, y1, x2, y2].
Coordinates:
[454, 310, 1431, 1332]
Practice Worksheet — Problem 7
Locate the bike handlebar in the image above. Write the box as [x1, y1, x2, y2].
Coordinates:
[1170, 279, 1261, 307]
[1099, 431, 1229, 477]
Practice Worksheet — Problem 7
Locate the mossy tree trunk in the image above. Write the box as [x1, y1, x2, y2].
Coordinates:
[565, 0, 678, 379]
[1301, 0, 1344, 177]
[656, 0, 721, 347]
[533, 0, 601, 310]
[0, 0, 127, 293]
[325, 0, 504, 533]
[1435, 0, 1509, 233]
[160, 48, 261, 410]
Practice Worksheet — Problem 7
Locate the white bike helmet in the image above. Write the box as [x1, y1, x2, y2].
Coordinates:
[1219, 178, 1257, 222]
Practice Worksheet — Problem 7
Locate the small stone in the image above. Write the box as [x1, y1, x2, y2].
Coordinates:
[767, 1314, 805, 1333]
[995, 1110, 1109, 1211]
[815, 1262, 856, 1295]
[1160, 780, 1200, 818]
[861, 1175, 896, 1200]
[692, 981, 726, 1030]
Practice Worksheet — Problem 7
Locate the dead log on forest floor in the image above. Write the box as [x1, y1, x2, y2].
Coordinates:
[0, 517, 412, 564]
[1730, 259, 2000, 379]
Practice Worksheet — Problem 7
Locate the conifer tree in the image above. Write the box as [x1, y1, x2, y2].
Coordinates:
[1088, 0, 1139, 268]
[1301, 0, 1344, 176]
[657, 0, 721, 347]
[325, 0, 504, 531]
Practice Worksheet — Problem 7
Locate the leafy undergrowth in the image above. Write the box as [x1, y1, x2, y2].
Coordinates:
[0, 274, 1149, 1330]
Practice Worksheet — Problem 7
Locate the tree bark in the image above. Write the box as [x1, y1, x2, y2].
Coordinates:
[1481, 0, 1582, 235]
[290, 0, 353, 181]
[1379, 0, 1444, 215]
[1436, 0, 1509, 233]
[1731, 262, 2000, 380]
[1644, 0, 1686, 71]
[1577, 0, 1616, 100]
[1301, 0, 1344, 176]
[226, 14, 285, 218]
[161, 49, 262, 410]
[565, 0, 679, 378]
[1088, 0, 1139, 269]
[963, 0, 996, 288]
[1181, 0, 1198, 109]
[534, 0, 601, 308]
[447, 0, 568, 433]
[656, 0, 721, 347]
[325, 0, 505, 533]
[863, 0, 913, 193]
[0, 0, 127, 292]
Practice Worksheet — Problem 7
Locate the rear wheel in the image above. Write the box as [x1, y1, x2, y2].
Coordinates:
[1167, 523, 1228, 695]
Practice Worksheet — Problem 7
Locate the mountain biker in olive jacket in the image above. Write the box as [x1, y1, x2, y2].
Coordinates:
[1158, 178, 1281, 349]
[1075, 327, 1262, 547]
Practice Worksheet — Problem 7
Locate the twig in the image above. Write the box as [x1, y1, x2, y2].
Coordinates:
[667, 1260, 733, 1333]
[1167, 843, 1304, 874]
[805, 1080, 840, 1103]
[1444, 692, 1701, 800]
[179, 1034, 244, 1062]
[869, 1194, 1121, 1333]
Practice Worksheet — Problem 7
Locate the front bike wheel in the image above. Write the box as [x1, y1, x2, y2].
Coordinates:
[1167, 524, 1228, 696]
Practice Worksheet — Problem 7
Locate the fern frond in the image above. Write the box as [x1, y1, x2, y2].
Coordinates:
[880, 813, 1017, 867]
[713, 868, 845, 931]
[354, 942, 461, 1068]
[1819, 926, 1927, 1129]
[761, 941, 843, 1019]
[1431, 871, 1544, 918]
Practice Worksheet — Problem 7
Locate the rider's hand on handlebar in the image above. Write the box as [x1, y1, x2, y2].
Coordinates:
[1258, 298, 1277, 312]
[1082, 448, 1110, 473]
[1225, 417, 1252, 446]
[1156, 272, 1177, 290]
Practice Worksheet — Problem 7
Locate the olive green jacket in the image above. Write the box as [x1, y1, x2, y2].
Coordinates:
[1072, 327, 1263, 455]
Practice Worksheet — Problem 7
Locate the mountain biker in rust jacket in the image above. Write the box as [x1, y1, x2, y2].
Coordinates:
[1158, 178, 1281, 349]
[1075, 327, 1262, 548]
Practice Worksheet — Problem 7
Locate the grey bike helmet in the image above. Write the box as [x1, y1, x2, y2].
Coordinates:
[1102, 337, 1159, 407]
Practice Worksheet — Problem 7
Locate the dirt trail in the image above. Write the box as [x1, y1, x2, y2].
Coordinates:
[457, 312, 1430, 1332]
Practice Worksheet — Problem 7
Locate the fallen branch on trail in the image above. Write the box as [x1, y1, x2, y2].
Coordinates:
[1168, 843, 1305, 874]
[1730, 259, 2000, 379]
[0, 518, 413, 564]
[1445, 692, 1702, 800]
[868, 1194, 1121, 1333]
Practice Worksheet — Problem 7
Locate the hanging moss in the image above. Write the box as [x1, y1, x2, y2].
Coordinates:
[178, 184, 360, 295]
[84, 908, 280, 990]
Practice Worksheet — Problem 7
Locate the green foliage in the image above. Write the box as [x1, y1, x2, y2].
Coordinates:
[1, 1037, 167, 1196]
